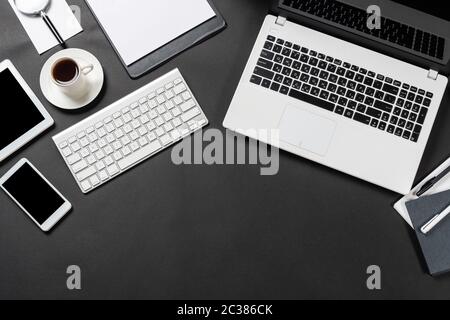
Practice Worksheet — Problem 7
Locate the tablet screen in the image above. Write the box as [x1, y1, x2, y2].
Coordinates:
[2, 162, 65, 225]
[0, 69, 45, 151]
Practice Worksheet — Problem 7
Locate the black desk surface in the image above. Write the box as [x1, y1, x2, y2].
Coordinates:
[1, 0, 450, 300]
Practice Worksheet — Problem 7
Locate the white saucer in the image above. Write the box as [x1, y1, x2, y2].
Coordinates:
[40, 49, 104, 110]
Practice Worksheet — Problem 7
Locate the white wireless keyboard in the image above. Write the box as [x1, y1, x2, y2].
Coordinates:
[53, 69, 208, 193]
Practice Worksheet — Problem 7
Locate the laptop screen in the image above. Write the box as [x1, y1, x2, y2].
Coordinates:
[391, 0, 448, 21]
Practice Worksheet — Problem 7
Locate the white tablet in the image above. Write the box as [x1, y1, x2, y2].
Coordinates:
[0, 159, 72, 232]
[0, 60, 54, 162]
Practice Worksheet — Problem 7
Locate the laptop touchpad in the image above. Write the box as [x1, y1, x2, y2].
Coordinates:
[278, 105, 336, 156]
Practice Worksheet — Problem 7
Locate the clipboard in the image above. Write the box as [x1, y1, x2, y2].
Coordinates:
[85, 0, 226, 79]
[394, 157, 450, 228]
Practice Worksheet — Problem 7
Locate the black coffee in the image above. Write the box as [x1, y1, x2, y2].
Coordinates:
[52, 59, 78, 84]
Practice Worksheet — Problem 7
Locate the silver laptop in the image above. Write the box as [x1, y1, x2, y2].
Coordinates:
[223, 0, 449, 194]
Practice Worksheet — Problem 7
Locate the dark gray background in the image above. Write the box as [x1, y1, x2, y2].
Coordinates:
[1, 0, 449, 300]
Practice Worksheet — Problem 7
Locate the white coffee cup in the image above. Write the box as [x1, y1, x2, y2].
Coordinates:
[51, 57, 94, 99]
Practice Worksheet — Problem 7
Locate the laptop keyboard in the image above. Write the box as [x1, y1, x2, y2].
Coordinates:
[280, 0, 446, 61]
[251, 35, 435, 143]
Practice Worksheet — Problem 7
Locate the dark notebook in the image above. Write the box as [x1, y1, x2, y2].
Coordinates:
[406, 190, 450, 276]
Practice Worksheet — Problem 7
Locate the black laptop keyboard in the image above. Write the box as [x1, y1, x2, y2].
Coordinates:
[251, 35, 435, 143]
[280, 0, 446, 61]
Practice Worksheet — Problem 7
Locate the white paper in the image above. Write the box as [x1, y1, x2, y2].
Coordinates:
[9, 0, 83, 54]
[394, 158, 450, 228]
[86, 0, 216, 66]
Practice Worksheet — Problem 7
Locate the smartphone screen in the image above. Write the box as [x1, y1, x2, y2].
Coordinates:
[2, 162, 65, 225]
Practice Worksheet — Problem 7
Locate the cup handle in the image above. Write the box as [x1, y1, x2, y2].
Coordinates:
[81, 64, 94, 75]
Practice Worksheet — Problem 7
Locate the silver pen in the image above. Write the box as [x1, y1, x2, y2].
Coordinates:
[421, 204, 450, 235]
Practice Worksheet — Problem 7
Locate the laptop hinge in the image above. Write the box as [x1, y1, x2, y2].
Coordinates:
[428, 69, 439, 80]
[276, 16, 287, 26]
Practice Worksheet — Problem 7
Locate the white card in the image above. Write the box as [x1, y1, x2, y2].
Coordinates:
[394, 158, 450, 228]
[86, 0, 216, 66]
[9, 0, 83, 54]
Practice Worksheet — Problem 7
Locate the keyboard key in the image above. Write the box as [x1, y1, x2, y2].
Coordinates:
[180, 100, 196, 112]
[170, 130, 181, 141]
[409, 113, 417, 122]
[90, 175, 100, 187]
[387, 125, 395, 134]
[261, 50, 274, 60]
[413, 125, 422, 135]
[138, 136, 149, 146]
[114, 119, 124, 128]
[329, 94, 338, 103]
[68, 136, 77, 144]
[80, 180, 91, 192]
[181, 107, 201, 123]
[98, 170, 109, 181]
[250, 75, 262, 85]
[122, 146, 132, 157]
[257, 58, 273, 70]
[261, 79, 271, 88]
[62, 147, 72, 157]
[72, 159, 88, 173]
[164, 123, 173, 132]
[77, 166, 96, 182]
[264, 41, 273, 50]
[378, 122, 387, 131]
[132, 120, 141, 130]
[155, 117, 165, 127]
[67, 154, 81, 165]
[160, 135, 172, 146]
[334, 106, 344, 115]
[172, 83, 185, 94]
[254, 67, 274, 80]
[384, 94, 396, 104]
[130, 142, 140, 152]
[394, 108, 402, 116]
[113, 152, 123, 161]
[390, 116, 399, 125]
[381, 112, 390, 122]
[344, 109, 354, 118]
[374, 100, 393, 113]
[418, 107, 428, 124]
[104, 156, 114, 166]
[118, 140, 162, 171]
[107, 164, 119, 177]
[271, 82, 280, 92]
[71, 142, 81, 152]
[357, 104, 366, 113]
[382, 83, 399, 95]
[80, 148, 90, 158]
[156, 127, 165, 137]
[288, 89, 335, 112]
[366, 107, 382, 119]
